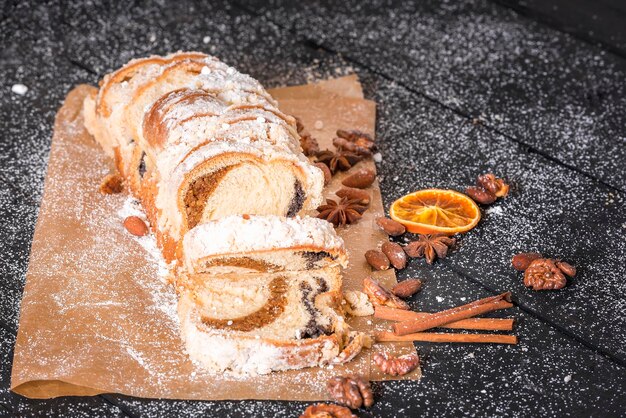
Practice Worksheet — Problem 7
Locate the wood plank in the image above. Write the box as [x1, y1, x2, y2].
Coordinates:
[247, 0, 626, 191]
[495, 0, 626, 56]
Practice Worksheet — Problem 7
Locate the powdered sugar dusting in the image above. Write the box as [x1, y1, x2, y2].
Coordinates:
[117, 196, 172, 281]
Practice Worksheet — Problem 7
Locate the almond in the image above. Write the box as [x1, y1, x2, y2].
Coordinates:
[376, 217, 405, 236]
[381, 241, 407, 270]
[466, 186, 496, 205]
[314, 162, 332, 186]
[511, 252, 542, 271]
[364, 250, 390, 271]
[392, 279, 423, 298]
[123, 216, 149, 236]
[342, 168, 376, 189]
[335, 187, 370, 205]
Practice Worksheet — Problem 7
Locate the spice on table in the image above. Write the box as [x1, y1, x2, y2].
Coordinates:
[374, 306, 514, 331]
[376, 331, 518, 345]
[392, 292, 513, 335]
[404, 234, 455, 264]
[317, 197, 368, 227]
[316, 149, 363, 174]
[299, 130, 320, 156]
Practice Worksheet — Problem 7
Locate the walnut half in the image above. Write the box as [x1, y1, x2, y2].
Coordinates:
[327, 375, 374, 409]
[362, 277, 409, 310]
[373, 352, 420, 376]
[300, 403, 356, 418]
[523, 258, 574, 290]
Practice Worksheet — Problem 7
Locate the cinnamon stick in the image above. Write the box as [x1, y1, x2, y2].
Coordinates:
[376, 331, 518, 345]
[392, 292, 513, 336]
[375, 306, 514, 331]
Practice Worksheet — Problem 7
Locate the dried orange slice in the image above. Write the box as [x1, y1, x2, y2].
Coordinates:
[389, 189, 480, 235]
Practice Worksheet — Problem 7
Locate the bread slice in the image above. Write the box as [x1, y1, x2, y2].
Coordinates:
[183, 215, 348, 275]
[178, 267, 368, 375]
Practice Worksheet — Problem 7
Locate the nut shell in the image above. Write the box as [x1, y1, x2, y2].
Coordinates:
[381, 241, 407, 269]
[342, 169, 376, 189]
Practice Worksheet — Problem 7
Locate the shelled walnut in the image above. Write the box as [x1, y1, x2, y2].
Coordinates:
[327, 375, 374, 409]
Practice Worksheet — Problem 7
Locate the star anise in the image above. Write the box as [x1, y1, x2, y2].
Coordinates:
[317, 197, 368, 227]
[404, 234, 456, 264]
[315, 150, 363, 174]
[336, 129, 376, 152]
[300, 130, 320, 156]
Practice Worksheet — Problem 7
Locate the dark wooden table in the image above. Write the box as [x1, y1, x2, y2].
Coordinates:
[1, 1, 625, 416]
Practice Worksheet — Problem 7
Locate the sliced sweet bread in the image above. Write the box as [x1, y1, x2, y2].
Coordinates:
[85, 52, 368, 375]
[83, 52, 324, 260]
[178, 270, 368, 375]
[182, 215, 348, 275]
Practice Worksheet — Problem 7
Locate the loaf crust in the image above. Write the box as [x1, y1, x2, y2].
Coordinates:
[84, 52, 367, 375]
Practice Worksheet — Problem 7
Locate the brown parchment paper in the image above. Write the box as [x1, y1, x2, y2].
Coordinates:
[11, 76, 419, 400]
